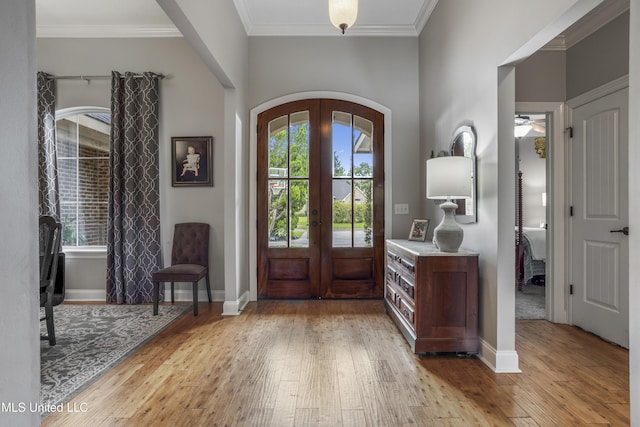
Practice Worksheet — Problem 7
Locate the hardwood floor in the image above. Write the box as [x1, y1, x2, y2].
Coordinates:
[42, 300, 630, 426]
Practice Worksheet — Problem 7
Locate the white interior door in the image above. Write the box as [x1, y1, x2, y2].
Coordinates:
[570, 87, 629, 348]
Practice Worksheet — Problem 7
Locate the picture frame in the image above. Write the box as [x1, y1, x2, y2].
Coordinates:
[172, 136, 213, 187]
[408, 219, 430, 242]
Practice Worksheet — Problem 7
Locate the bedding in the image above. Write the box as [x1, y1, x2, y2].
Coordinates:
[517, 227, 546, 286]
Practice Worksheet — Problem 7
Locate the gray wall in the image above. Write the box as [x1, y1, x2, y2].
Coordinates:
[0, 1, 40, 425]
[419, 0, 596, 369]
[248, 36, 421, 237]
[567, 11, 629, 98]
[36, 38, 227, 300]
[516, 50, 567, 102]
[158, 0, 251, 311]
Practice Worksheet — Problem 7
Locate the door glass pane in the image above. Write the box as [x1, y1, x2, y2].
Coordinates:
[289, 111, 309, 178]
[332, 179, 352, 247]
[268, 115, 288, 179]
[332, 111, 352, 177]
[353, 116, 373, 178]
[267, 112, 310, 248]
[331, 112, 376, 248]
[268, 180, 288, 248]
[354, 179, 373, 247]
[290, 180, 309, 248]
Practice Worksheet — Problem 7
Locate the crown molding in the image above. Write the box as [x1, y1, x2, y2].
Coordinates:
[234, 0, 433, 37]
[415, 0, 439, 35]
[562, 0, 628, 49]
[248, 23, 420, 37]
[541, 35, 567, 51]
[37, 25, 182, 38]
[233, 0, 253, 35]
[541, 0, 629, 51]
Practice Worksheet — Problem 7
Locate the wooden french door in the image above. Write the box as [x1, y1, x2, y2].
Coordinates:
[257, 99, 384, 299]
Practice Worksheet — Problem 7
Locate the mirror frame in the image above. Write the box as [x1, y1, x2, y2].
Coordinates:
[449, 124, 477, 223]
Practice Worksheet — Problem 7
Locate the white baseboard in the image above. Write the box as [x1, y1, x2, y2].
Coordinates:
[63, 289, 105, 302]
[63, 288, 226, 303]
[161, 287, 225, 303]
[478, 338, 522, 373]
[222, 290, 250, 316]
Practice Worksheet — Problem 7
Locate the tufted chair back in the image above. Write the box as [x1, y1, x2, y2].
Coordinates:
[171, 223, 209, 267]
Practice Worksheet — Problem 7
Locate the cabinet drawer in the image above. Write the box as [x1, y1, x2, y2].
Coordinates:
[386, 265, 415, 299]
[397, 275, 414, 299]
[385, 284, 397, 305]
[387, 251, 415, 275]
[399, 298, 415, 325]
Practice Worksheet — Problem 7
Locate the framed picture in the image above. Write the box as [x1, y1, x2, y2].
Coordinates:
[408, 219, 430, 242]
[172, 136, 213, 187]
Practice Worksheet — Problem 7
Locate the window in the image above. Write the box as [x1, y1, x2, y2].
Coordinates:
[56, 107, 110, 247]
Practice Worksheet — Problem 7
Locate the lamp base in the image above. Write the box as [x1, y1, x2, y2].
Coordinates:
[433, 201, 463, 253]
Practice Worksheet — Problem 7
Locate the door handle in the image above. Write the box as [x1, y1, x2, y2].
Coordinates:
[311, 220, 322, 227]
[610, 226, 629, 236]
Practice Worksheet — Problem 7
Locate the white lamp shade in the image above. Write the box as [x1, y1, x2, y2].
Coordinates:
[329, 0, 358, 30]
[426, 156, 473, 199]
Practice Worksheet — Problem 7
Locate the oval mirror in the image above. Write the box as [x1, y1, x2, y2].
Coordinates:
[450, 124, 477, 223]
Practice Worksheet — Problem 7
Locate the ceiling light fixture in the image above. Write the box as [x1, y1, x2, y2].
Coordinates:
[329, 0, 358, 34]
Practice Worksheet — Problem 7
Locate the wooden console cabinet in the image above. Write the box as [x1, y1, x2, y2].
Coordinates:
[385, 239, 479, 354]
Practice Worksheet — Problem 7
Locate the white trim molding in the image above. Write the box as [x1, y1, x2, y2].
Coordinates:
[567, 75, 629, 108]
[478, 339, 522, 373]
[516, 101, 568, 325]
[223, 290, 250, 316]
[37, 25, 182, 39]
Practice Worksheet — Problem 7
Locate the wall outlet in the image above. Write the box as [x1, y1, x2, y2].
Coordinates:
[394, 203, 409, 215]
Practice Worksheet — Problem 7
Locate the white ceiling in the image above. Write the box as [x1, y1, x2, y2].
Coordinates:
[35, 0, 629, 45]
[35, 0, 438, 38]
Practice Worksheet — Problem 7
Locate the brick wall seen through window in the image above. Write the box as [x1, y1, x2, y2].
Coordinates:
[57, 112, 110, 246]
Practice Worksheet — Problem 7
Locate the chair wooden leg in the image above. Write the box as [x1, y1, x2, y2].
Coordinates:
[192, 281, 199, 316]
[153, 281, 160, 315]
[45, 302, 56, 346]
[206, 274, 212, 303]
[171, 282, 175, 303]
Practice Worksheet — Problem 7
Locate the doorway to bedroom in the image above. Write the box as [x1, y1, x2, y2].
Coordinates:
[515, 113, 548, 320]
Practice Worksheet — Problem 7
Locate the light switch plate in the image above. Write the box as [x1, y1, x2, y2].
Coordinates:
[394, 203, 409, 215]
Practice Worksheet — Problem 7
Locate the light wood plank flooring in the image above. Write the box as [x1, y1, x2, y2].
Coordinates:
[42, 300, 629, 426]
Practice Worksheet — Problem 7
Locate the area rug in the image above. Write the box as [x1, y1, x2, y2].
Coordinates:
[516, 284, 545, 319]
[40, 304, 190, 414]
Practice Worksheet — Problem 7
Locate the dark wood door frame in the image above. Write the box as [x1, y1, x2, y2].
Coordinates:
[257, 98, 384, 299]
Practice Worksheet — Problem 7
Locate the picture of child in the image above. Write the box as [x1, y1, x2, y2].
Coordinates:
[180, 146, 200, 177]
[172, 136, 213, 187]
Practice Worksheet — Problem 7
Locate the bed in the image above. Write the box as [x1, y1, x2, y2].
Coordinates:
[517, 227, 546, 287]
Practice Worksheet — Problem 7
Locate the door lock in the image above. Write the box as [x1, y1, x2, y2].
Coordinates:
[610, 226, 629, 236]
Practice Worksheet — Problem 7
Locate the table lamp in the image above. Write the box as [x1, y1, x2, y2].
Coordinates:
[426, 156, 473, 252]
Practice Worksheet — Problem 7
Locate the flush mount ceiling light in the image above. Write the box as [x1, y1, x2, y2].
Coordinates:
[329, 0, 358, 34]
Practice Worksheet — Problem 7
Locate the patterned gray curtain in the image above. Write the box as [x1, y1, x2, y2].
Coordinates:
[107, 72, 162, 304]
[37, 72, 60, 219]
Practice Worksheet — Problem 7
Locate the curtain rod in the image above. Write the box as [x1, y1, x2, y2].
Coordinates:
[50, 73, 165, 81]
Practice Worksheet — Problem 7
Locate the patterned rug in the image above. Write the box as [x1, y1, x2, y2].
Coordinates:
[516, 284, 545, 319]
[40, 304, 190, 415]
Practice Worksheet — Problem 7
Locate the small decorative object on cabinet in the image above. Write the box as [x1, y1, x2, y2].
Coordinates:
[385, 239, 479, 354]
